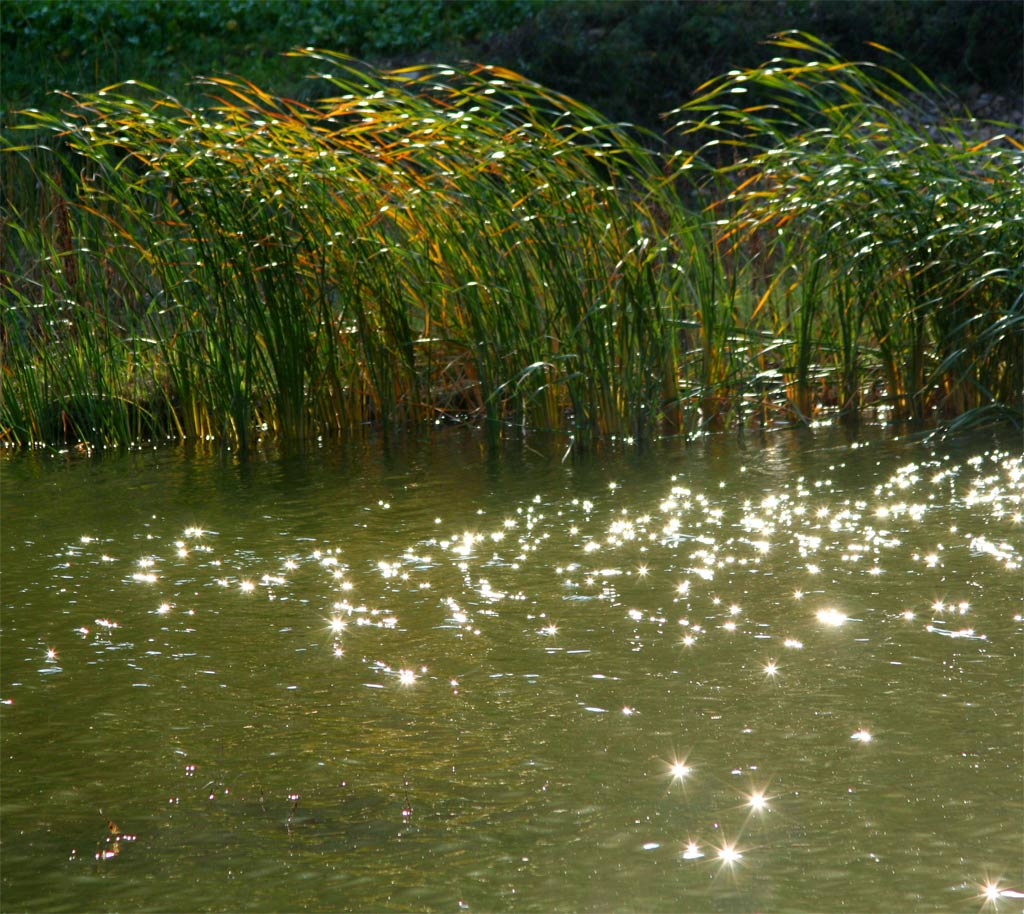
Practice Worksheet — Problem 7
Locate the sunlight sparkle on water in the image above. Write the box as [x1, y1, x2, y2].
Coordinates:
[717, 843, 743, 865]
[981, 881, 1024, 907]
[669, 760, 691, 780]
[12, 442, 1017, 905]
[746, 790, 768, 811]
[816, 608, 847, 627]
[132, 571, 158, 583]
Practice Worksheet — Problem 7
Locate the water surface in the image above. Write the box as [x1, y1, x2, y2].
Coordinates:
[2, 427, 1021, 912]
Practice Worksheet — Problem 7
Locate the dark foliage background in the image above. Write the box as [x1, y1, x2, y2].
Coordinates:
[3, 0, 1021, 129]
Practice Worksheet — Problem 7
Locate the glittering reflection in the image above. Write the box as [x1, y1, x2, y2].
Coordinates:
[978, 879, 1024, 910]
[714, 840, 744, 871]
[745, 789, 770, 813]
[816, 607, 847, 627]
[717, 844, 742, 864]
[682, 840, 705, 860]
[1, 432, 1021, 913]
[669, 760, 692, 781]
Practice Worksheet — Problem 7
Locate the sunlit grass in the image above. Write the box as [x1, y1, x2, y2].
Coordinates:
[670, 32, 1023, 429]
[2, 35, 1020, 448]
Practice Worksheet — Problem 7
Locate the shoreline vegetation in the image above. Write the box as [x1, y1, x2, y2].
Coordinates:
[2, 33, 1022, 450]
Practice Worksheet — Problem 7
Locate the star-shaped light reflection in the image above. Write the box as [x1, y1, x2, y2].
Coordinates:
[747, 790, 768, 811]
[668, 758, 691, 781]
[716, 842, 743, 866]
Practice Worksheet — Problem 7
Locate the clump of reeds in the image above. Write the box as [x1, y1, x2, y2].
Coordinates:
[2, 36, 1020, 449]
[669, 32, 1024, 427]
[1, 53, 691, 447]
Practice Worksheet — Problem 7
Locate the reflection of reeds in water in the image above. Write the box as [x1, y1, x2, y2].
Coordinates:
[94, 815, 136, 861]
[2, 35, 1020, 448]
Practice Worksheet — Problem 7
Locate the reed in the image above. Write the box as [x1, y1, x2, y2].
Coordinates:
[2, 35, 1020, 449]
[670, 32, 1024, 426]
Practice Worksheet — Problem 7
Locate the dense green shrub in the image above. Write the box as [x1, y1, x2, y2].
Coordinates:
[0, 0, 539, 117]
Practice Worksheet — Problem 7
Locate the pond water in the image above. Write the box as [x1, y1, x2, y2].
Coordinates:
[2, 427, 1022, 913]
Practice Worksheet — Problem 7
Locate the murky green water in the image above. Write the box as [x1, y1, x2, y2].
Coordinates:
[2, 427, 1022, 913]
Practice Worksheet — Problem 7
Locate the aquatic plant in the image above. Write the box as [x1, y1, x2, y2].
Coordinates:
[2, 35, 1021, 448]
[670, 32, 1024, 425]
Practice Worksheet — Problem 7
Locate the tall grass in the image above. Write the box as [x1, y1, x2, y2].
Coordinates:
[670, 32, 1024, 426]
[2, 35, 1021, 449]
